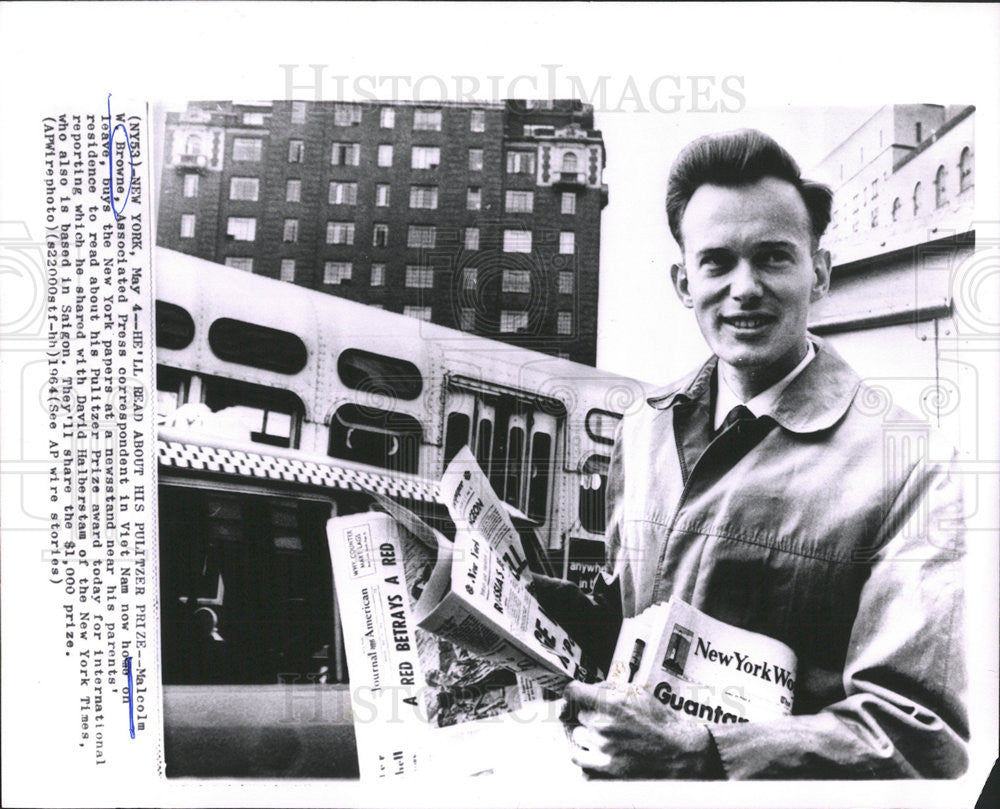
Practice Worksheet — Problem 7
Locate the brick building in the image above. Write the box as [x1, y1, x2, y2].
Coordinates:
[156, 99, 608, 365]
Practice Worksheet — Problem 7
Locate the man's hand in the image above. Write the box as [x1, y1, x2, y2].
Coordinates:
[560, 681, 725, 779]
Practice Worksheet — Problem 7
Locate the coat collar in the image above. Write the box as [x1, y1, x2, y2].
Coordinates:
[645, 336, 861, 434]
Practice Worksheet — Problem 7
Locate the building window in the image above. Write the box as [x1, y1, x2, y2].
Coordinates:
[285, 179, 301, 202]
[506, 151, 536, 175]
[407, 225, 436, 249]
[225, 257, 253, 272]
[405, 265, 435, 288]
[226, 217, 256, 241]
[559, 231, 575, 254]
[375, 183, 391, 207]
[326, 221, 355, 245]
[180, 214, 195, 239]
[561, 152, 578, 171]
[959, 147, 974, 192]
[915, 122, 923, 143]
[283, 219, 299, 243]
[380, 107, 395, 128]
[331, 142, 360, 166]
[459, 308, 476, 331]
[467, 187, 482, 211]
[334, 104, 362, 126]
[561, 192, 576, 215]
[913, 182, 922, 216]
[935, 165, 948, 208]
[242, 111, 265, 126]
[464, 227, 480, 251]
[470, 109, 485, 132]
[329, 181, 358, 205]
[184, 134, 202, 156]
[502, 269, 530, 293]
[229, 176, 260, 201]
[505, 190, 534, 213]
[409, 185, 439, 209]
[557, 311, 573, 335]
[412, 146, 441, 169]
[891, 197, 901, 221]
[462, 266, 478, 291]
[183, 174, 199, 198]
[290, 101, 307, 124]
[280, 259, 296, 282]
[288, 140, 304, 163]
[373, 224, 389, 247]
[323, 261, 353, 285]
[871, 178, 878, 199]
[871, 208, 878, 229]
[503, 230, 532, 253]
[558, 271, 574, 294]
[377, 144, 394, 167]
[499, 310, 528, 333]
[413, 109, 442, 131]
[468, 148, 483, 171]
[403, 306, 432, 322]
[233, 138, 263, 161]
[370, 263, 385, 286]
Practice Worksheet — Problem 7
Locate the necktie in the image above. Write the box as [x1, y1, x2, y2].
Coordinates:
[719, 404, 755, 435]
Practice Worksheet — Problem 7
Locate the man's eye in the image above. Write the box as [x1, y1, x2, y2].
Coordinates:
[700, 256, 730, 272]
[759, 250, 793, 267]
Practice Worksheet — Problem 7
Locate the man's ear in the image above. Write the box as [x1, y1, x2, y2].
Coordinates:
[670, 262, 694, 308]
[810, 249, 831, 303]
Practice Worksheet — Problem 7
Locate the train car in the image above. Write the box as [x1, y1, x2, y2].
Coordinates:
[154, 247, 647, 776]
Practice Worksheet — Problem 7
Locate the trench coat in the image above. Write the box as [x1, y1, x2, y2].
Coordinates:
[604, 338, 968, 778]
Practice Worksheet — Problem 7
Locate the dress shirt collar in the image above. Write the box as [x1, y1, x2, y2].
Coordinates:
[713, 342, 816, 431]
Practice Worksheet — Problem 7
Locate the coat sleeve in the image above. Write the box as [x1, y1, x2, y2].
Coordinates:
[708, 449, 969, 779]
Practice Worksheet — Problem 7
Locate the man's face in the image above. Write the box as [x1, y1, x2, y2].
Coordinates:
[671, 177, 830, 379]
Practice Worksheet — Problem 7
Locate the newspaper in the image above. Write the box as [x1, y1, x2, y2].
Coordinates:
[327, 448, 599, 778]
[607, 599, 797, 723]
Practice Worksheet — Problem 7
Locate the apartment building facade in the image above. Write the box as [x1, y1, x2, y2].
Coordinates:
[157, 99, 608, 365]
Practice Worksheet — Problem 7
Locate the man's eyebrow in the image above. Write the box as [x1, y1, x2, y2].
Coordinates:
[693, 246, 733, 260]
[754, 240, 800, 252]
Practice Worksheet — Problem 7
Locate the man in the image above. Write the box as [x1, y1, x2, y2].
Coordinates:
[534, 129, 968, 779]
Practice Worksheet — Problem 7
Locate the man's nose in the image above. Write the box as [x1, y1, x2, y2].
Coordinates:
[728, 259, 763, 301]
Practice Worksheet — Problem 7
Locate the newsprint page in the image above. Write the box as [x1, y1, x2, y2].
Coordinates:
[1, 3, 999, 808]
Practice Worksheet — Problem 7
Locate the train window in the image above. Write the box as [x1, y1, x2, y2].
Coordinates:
[328, 403, 421, 475]
[475, 419, 493, 477]
[585, 409, 623, 445]
[208, 318, 308, 375]
[337, 349, 422, 401]
[202, 377, 304, 449]
[526, 432, 552, 522]
[156, 365, 190, 422]
[503, 426, 526, 509]
[579, 454, 610, 533]
[155, 300, 195, 350]
[444, 412, 471, 466]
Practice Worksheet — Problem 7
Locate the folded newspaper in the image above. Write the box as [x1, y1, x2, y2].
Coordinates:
[327, 447, 599, 779]
[607, 599, 797, 723]
[328, 447, 797, 779]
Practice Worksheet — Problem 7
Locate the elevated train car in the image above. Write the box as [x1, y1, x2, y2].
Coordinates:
[154, 248, 647, 775]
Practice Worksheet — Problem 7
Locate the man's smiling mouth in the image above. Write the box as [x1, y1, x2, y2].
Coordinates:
[720, 314, 777, 331]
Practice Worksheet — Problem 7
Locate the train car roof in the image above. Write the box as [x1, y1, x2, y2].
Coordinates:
[153, 247, 642, 387]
